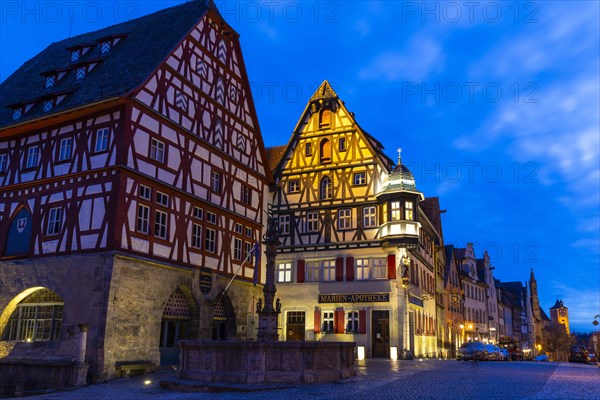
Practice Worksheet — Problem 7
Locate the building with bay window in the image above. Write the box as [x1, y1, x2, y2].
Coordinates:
[267, 81, 445, 358]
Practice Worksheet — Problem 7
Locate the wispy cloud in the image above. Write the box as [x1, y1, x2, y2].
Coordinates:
[358, 35, 445, 82]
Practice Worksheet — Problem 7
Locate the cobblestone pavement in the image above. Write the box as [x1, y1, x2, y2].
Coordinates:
[28, 360, 600, 400]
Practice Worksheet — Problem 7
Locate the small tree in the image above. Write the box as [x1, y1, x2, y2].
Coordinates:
[544, 324, 573, 361]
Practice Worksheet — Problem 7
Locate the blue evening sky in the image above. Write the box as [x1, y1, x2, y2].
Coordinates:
[1, 1, 598, 332]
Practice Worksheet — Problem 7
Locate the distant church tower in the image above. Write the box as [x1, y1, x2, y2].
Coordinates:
[550, 299, 570, 335]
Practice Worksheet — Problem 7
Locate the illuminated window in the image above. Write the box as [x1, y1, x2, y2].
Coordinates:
[58, 137, 72, 162]
[150, 138, 165, 163]
[322, 311, 334, 333]
[391, 201, 402, 221]
[405, 201, 414, 220]
[322, 260, 336, 281]
[320, 176, 332, 200]
[338, 208, 351, 230]
[347, 311, 359, 333]
[372, 258, 387, 279]
[154, 210, 168, 239]
[136, 204, 150, 234]
[362, 206, 376, 227]
[355, 259, 369, 280]
[288, 180, 300, 193]
[319, 109, 331, 128]
[320, 139, 331, 163]
[353, 172, 366, 186]
[277, 262, 292, 283]
[94, 128, 109, 153]
[305, 261, 320, 282]
[46, 207, 63, 235]
[306, 212, 319, 232]
[191, 224, 202, 249]
[2, 289, 63, 342]
[339, 137, 346, 152]
[26, 146, 39, 169]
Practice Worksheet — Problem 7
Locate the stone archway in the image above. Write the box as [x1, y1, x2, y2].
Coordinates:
[212, 294, 236, 340]
[159, 288, 191, 366]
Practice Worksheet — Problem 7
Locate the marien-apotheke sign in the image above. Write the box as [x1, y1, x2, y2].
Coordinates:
[318, 293, 389, 303]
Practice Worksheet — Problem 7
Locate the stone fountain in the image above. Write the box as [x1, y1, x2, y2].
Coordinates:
[172, 208, 355, 385]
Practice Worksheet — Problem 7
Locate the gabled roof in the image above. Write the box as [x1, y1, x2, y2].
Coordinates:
[550, 299, 565, 309]
[540, 307, 551, 321]
[0, 0, 209, 129]
[420, 197, 443, 238]
[266, 146, 287, 173]
[476, 259, 486, 282]
[454, 248, 466, 262]
[272, 80, 395, 177]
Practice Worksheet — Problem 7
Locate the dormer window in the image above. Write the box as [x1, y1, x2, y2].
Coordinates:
[100, 41, 111, 54]
[12, 108, 22, 121]
[43, 99, 53, 112]
[45, 75, 56, 89]
[71, 49, 81, 62]
[76, 67, 86, 80]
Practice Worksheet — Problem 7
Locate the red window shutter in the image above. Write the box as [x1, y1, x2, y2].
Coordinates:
[334, 309, 345, 334]
[387, 254, 396, 279]
[314, 308, 321, 334]
[346, 257, 354, 281]
[359, 310, 366, 334]
[297, 259, 305, 283]
[335, 257, 344, 281]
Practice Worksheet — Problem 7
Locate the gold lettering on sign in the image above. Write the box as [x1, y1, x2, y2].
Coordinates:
[317, 293, 389, 303]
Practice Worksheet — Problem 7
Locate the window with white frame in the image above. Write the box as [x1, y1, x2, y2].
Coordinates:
[207, 212, 217, 225]
[46, 207, 63, 235]
[26, 146, 39, 169]
[139, 185, 151, 200]
[305, 261, 320, 282]
[193, 206, 203, 220]
[338, 208, 351, 230]
[205, 228, 216, 253]
[150, 138, 165, 163]
[279, 215, 290, 235]
[322, 311, 334, 333]
[320, 176, 332, 200]
[0, 153, 8, 173]
[306, 212, 319, 232]
[2, 289, 63, 342]
[355, 258, 369, 280]
[244, 242, 253, 263]
[234, 238, 243, 260]
[235, 223, 243, 234]
[156, 191, 169, 207]
[322, 260, 336, 281]
[391, 201, 402, 221]
[58, 137, 73, 161]
[362, 206, 376, 227]
[136, 204, 150, 234]
[154, 210, 168, 239]
[245, 227, 252, 237]
[191, 223, 202, 249]
[347, 311, 359, 333]
[288, 180, 300, 193]
[95, 128, 109, 152]
[405, 201, 414, 220]
[353, 172, 366, 186]
[277, 262, 292, 283]
[372, 257, 387, 279]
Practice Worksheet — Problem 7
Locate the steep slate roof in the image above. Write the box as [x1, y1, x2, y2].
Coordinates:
[421, 197, 443, 238]
[550, 299, 565, 309]
[0, 0, 209, 129]
[476, 259, 486, 281]
[266, 145, 286, 173]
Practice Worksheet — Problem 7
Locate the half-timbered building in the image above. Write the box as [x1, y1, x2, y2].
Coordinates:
[268, 81, 444, 358]
[0, 1, 270, 382]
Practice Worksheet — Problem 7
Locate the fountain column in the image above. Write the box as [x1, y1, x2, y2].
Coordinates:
[257, 207, 281, 342]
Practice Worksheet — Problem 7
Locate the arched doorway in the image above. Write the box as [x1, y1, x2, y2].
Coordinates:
[212, 294, 236, 340]
[4, 207, 33, 257]
[159, 289, 191, 366]
[2, 288, 63, 342]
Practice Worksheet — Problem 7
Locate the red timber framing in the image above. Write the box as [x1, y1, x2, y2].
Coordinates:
[0, 8, 271, 283]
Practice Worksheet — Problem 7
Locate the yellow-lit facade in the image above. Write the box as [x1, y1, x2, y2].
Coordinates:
[269, 81, 444, 358]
